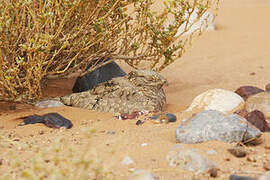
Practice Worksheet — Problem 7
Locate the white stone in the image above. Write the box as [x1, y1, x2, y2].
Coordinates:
[185, 88, 244, 115]
[129, 169, 157, 180]
[121, 156, 134, 166]
[207, 149, 218, 155]
[141, 143, 148, 147]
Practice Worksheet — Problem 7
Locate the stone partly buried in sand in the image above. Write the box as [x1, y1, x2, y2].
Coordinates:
[235, 86, 264, 101]
[59, 70, 167, 114]
[166, 144, 216, 174]
[245, 91, 270, 120]
[19, 113, 73, 129]
[180, 89, 245, 120]
[175, 110, 262, 144]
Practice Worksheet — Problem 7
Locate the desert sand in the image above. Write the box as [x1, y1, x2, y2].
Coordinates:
[1, 0, 270, 179]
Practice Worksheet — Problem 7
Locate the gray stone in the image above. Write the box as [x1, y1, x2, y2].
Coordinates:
[72, 59, 126, 93]
[176, 110, 262, 144]
[229, 175, 256, 180]
[166, 144, 216, 174]
[246, 91, 270, 120]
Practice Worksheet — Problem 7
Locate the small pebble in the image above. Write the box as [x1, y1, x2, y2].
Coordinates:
[136, 120, 144, 126]
[207, 149, 218, 155]
[265, 83, 270, 91]
[150, 113, 177, 123]
[129, 168, 136, 172]
[208, 167, 218, 178]
[107, 130, 116, 135]
[122, 156, 134, 165]
[229, 175, 256, 180]
[228, 146, 247, 158]
[264, 144, 270, 150]
[141, 143, 148, 147]
[129, 169, 157, 180]
[263, 162, 270, 171]
[246, 156, 256, 162]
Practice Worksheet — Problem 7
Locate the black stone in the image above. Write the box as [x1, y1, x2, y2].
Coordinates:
[21, 113, 73, 129]
[72, 58, 126, 93]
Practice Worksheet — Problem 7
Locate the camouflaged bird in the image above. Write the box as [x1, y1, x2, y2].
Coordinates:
[59, 70, 167, 114]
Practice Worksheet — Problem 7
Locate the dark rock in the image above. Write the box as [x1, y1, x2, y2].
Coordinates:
[245, 110, 270, 132]
[20, 113, 73, 129]
[175, 110, 262, 144]
[136, 120, 144, 125]
[229, 175, 256, 180]
[72, 58, 126, 93]
[235, 86, 264, 101]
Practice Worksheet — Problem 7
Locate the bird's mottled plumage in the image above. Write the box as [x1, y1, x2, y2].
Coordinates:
[60, 70, 167, 114]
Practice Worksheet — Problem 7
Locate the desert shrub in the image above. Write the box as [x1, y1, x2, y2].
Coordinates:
[0, 0, 219, 101]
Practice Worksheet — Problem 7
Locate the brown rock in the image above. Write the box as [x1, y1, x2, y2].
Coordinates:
[208, 167, 218, 178]
[246, 156, 256, 162]
[228, 146, 247, 158]
[265, 83, 270, 91]
[245, 110, 270, 132]
[235, 86, 264, 101]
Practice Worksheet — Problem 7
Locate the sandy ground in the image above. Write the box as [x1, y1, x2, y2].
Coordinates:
[1, 0, 270, 179]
